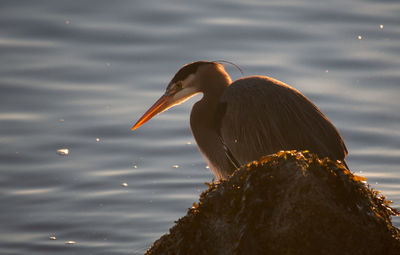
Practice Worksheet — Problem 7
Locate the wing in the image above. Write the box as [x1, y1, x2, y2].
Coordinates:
[217, 76, 347, 167]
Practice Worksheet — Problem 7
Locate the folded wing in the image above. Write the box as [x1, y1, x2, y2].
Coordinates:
[217, 76, 347, 166]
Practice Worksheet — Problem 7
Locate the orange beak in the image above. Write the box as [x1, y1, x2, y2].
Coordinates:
[131, 94, 171, 131]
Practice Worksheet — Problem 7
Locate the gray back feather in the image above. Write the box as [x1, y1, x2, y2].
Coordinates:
[219, 76, 347, 166]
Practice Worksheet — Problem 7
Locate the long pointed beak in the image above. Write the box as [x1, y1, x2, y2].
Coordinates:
[131, 94, 170, 131]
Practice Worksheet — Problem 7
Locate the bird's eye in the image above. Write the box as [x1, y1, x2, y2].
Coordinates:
[175, 82, 183, 90]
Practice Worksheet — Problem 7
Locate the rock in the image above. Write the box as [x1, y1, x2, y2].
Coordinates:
[146, 151, 400, 255]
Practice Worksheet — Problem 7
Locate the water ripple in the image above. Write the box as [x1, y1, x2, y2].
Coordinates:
[1, 0, 399, 254]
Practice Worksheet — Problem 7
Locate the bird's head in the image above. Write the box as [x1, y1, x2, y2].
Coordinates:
[132, 61, 224, 131]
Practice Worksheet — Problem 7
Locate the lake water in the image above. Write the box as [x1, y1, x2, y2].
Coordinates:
[1, 0, 399, 254]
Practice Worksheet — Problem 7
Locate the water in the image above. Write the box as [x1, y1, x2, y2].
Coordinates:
[1, 0, 399, 254]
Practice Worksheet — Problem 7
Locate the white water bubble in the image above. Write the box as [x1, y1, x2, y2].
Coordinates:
[57, 148, 69, 156]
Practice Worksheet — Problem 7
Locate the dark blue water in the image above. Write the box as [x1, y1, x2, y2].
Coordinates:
[1, 0, 399, 254]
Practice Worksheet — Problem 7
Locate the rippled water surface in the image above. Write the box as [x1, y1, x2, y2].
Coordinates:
[1, 0, 400, 254]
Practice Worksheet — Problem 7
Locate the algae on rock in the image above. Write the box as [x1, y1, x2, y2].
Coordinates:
[146, 151, 400, 255]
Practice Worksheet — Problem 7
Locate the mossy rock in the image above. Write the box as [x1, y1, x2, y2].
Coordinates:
[146, 151, 400, 255]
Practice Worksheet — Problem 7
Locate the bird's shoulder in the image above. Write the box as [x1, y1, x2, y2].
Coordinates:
[215, 75, 347, 164]
[221, 75, 300, 103]
[215, 75, 302, 155]
[219, 75, 303, 118]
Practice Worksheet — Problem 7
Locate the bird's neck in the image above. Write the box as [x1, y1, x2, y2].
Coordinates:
[195, 71, 231, 126]
[199, 67, 231, 111]
[189, 74, 233, 178]
[192, 96, 220, 127]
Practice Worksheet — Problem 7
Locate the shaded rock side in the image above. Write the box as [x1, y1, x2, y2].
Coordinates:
[146, 151, 400, 255]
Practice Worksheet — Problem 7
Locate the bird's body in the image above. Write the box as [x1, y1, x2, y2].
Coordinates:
[132, 61, 347, 180]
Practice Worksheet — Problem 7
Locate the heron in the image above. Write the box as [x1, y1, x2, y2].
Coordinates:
[132, 61, 347, 180]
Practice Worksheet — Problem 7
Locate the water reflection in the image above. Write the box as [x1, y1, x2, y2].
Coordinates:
[0, 0, 399, 254]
